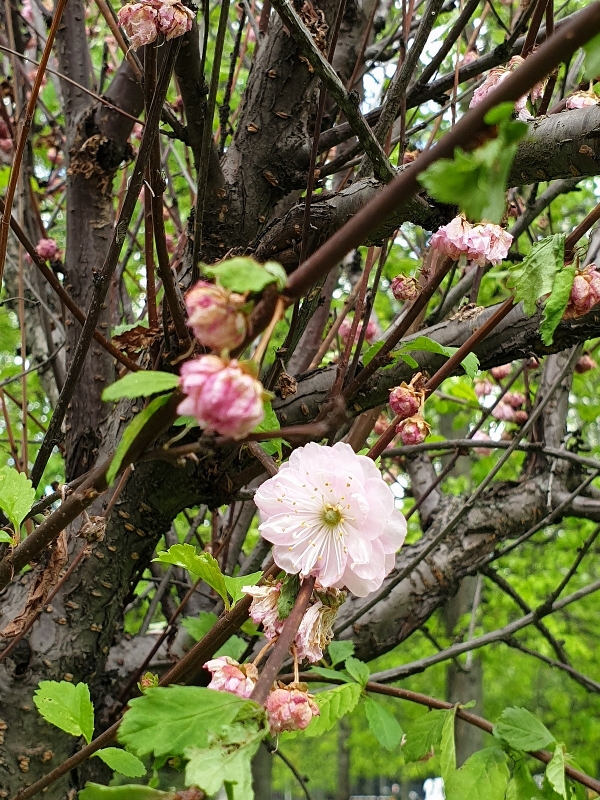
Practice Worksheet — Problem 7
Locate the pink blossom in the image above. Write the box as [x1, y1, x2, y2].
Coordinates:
[514, 410, 529, 425]
[396, 415, 430, 446]
[391, 275, 419, 302]
[373, 414, 389, 435]
[254, 442, 407, 597]
[245, 581, 283, 640]
[472, 430, 492, 456]
[338, 317, 378, 347]
[576, 354, 597, 373]
[470, 56, 542, 118]
[563, 265, 600, 318]
[47, 147, 64, 166]
[178, 355, 264, 439]
[503, 391, 525, 409]
[184, 280, 247, 352]
[470, 67, 509, 108]
[490, 364, 512, 380]
[389, 384, 420, 420]
[430, 217, 512, 267]
[204, 656, 257, 699]
[157, 0, 193, 38]
[295, 597, 341, 663]
[118, 2, 159, 48]
[460, 50, 477, 66]
[491, 402, 515, 422]
[474, 380, 493, 398]
[35, 238, 59, 261]
[566, 92, 598, 110]
[266, 686, 320, 733]
[0, 138, 12, 154]
[22, 0, 34, 24]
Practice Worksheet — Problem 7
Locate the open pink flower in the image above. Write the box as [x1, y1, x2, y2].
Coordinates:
[566, 92, 598, 110]
[472, 430, 492, 456]
[178, 355, 264, 439]
[204, 657, 257, 698]
[563, 265, 600, 319]
[475, 380, 493, 398]
[157, 0, 194, 38]
[266, 686, 320, 733]
[185, 281, 247, 352]
[254, 442, 407, 597]
[470, 56, 542, 119]
[118, 2, 159, 48]
[430, 217, 512, 266]
[36, 238, 59, 261]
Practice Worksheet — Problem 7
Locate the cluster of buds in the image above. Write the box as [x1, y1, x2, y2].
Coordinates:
[184, 280, 248, 352]
[177, 355, 265, 439]
[389, 374, 429, 445]
[338, 316, 379, 347]
[470, 55, 546, 121]
[563, 265, 600, 319]
[391, 275, 419, 302]
[566, 91, 599, 110]
[35, 238, 60, 261]
[430, 216, 512, 267]
[245, 580, 345, 664]
[576, 354, 597, 374]
[492, 390, 528, 425]
[118, 0, 194, 49]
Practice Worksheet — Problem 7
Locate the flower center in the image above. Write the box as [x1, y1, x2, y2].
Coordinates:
[321, 504, 344, 528]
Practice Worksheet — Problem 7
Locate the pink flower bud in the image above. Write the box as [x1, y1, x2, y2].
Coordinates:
[391, 275, 419, 302]
[266, 686, 320, 733]
[396, 415, 430, 445]
[472, 430, 492, 456]
[576, 354, 597, 373]
[204, 656, 258, 699]
[564, 265, 600, 319]
[474, 380, 493, 398]
[389, 385, 420, 420]
[47, 147, 64, 166]
[514, 410, 529, 425]
[118, 2, 159, 49]
[503, 391, 525, 409]
[373, 414, 389, 435]
[490, 364, 512, 380]
[178, 355, 264, 439]
[338, 317, 378, 347]
[0, 138, 12, 154]
[566, 92, 598, 110]
[35, 238, 60, 261]
[184, 280, 247, 352]
[157, 0, 194, 39]
[491, 402, 515, 422]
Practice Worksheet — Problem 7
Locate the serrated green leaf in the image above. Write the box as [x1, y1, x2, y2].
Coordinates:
[547, 744, 567, 799]
[402, 709, 449, 762]
[399, 336, 479, 378]
[308, 666, 353, 683]
[364, 696, 404, 751]
[33, 681, 94, 744]
[223, 571, 263, 605]
[181, 610, 218, 641]
[277, 573, 300, 620]
[541, 266, 576, 345]
[0, 465, 36, 533]
[79, 785, 173, 800]
[107, 394, 171, 486]
[584, 34, 600, 80]
[440, 706, 457, 781]
[204, 257, 286, 293]
[506, 760, 542, 800]
[94, 748, 146, 778]
[283, 683, 362, 740]
[102, 371, 179, 402]
[508, 234, 566, 317]
[154, 544, 230, 609]
[494, 707, 556, 751]
[118, 686, 252, 757]
[363, 341, 385, 366]
[445, 747, 510, 800]
[344, 656, 369, 687]
[328, 640, 355, 665]
[253, 400, 283, 459]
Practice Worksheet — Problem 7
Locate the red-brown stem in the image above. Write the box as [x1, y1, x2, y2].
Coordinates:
[250, 576, 316, 705]
[564, 200, 600, 262]
[521, 0, 550, 57]
[0, 0, 70, 285]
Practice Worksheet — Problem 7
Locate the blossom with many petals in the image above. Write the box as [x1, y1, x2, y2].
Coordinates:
[396, 415, 430, 445]
[254, 442, 407, 597]
[472, 430, 492, 456]
[36, 238, 60, 261]
[157, 0, 194, 38]
[389, 384, 421, 420]
[204, 656, 258, 698]
[566, 91, 598, 110]
[469, 56, 544, 121]
[245, 581, 283, 640]
[430, 217, 512, 267]
[295, 591, 343, 663]
[118, 0, 193, 49]
[563, 265, 600, 319]
[266, 686, 320, 733]
[178, 355, 264, 439]
[184, 281, 247, 352]
[391, 275, 419, 302]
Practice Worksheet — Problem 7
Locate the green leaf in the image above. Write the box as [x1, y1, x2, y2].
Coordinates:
[440, 706, 457, 782]
[253, 400, 283, 459]
[204, 257, 287, 293]
[308, 666, 353, 683]
[344, 656, 370, 687]
[277, 573, 300, 620]
[93, 748, 146, 778]
[215, 635, 248, 661]
[328, 640, 355, 666]
[107, 394, 171, 486]
[494, 707, 556, 751]
[79, 785, 173, 800]
[0, 531, 12, 543]
[399, 336, 479, 378]
[540, 266, 576, 345]
[223, 571, 263, 605]
[118, 686, 252, 757]
[583, 34, 600, 81]
[419, 108, 528, 223]
[445, 747, 510, 800]
[364, 696, 404, 751]
[363, 341, 385, 366]
[283, 683, 362, 740]
[546, 744, 567, 799]
[402, 709, 449, 761]
[0, 465, 36, 533]
[33, 681, 94, 744]
[507, 760, 542, 800]
[181, 610, 218, 641]
[154, 544, 230, 609]
[508, 234, 566, 317]
[102, 371, 179, 402]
